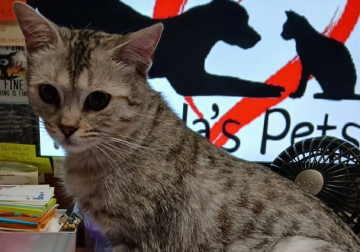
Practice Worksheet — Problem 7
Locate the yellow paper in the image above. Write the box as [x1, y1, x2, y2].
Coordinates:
[0, 143, 52, 173]
[0, 143, 36, 156]
[53, 157, 65, 178]
[0, 21, 25, 46]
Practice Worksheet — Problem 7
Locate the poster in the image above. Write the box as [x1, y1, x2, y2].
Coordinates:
[35, 0, 360, 162]
[0, 46, 28, 104]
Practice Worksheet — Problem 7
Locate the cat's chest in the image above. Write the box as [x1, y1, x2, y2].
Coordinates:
[62, 167, 105, 200]
[296, 41, 321, 63]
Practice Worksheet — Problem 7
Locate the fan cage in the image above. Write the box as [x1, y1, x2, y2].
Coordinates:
[271, 136, 360, 234]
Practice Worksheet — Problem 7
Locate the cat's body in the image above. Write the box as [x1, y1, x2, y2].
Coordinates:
[281, 11, 359, 100]
[13, 2, 360, 251]
[63, 99, 359, 251]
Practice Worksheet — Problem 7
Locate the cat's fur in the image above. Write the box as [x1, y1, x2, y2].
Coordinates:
[281, 10, 359, 100]
[14, 2, 360, 252]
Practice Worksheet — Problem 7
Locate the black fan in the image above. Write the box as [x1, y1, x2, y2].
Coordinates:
[271, 136, 360, 234]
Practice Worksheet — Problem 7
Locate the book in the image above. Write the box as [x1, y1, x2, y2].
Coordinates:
[0, 185, 54, 203]
[0, 213, 54, 231]
[0, 206, 57, 224]
[0, 198, 57, 217]
[0, 184, 57, 231]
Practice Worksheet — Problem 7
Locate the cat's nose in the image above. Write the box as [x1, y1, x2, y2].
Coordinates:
[59, 125, 78, 138]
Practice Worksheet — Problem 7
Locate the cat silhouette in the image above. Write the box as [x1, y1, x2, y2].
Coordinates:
[34, 0, 284, 98]
[281, 10, 359, 100]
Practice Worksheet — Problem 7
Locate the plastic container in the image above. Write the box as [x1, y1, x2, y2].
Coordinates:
[83, 214, 112, 252]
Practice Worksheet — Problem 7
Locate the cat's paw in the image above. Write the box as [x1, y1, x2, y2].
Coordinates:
[289, 92, 304, 98]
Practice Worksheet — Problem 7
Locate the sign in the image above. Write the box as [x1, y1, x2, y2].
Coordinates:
[36, 0, 360, 162]
[0, 46, 28, 103]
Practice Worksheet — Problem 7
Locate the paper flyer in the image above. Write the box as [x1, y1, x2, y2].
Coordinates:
[0, 143, 52, 174]
[0, 46, 28, 104]
[52, 157, 65, 178]
[0, 162, 38, 185]
[0, 21, 25, 46]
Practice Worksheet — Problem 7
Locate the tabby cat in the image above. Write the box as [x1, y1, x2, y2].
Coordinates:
[14, 2, 360, 252]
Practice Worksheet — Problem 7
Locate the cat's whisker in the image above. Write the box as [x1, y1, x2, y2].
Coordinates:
[94, 143, 119, 169]
[106, 136, 151, 150]
[99, 141, 135, 157]
[84, 23, 92, 30]
[97, 142, 125, 160]
[29, 136, 41, 145]
[93, 133, 147, 151]
[21, 131, 40, 142]
[93, 130, 146, 144]
[41, 136, 54, 147]
[103, 138, 152, 156]
[131, 111, 162, 122]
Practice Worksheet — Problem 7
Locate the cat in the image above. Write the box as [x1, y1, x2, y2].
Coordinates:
[14, 2, 360, 252]
[33, 0, 285, 98]
[281, 10, 360, 100]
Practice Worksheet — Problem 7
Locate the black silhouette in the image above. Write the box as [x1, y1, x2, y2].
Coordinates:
[34, 0, 284, 98]
[281, 10, 359, 100]
[0, 52, 17, 80]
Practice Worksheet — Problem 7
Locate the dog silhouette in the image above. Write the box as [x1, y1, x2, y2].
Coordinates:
[281, 10, 359, 100]
[35, 0, 284, 98]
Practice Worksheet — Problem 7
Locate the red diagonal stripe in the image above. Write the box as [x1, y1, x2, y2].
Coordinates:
[153, 0, 187, 19]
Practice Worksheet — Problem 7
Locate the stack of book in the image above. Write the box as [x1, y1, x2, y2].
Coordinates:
[0, 185, 58, 231]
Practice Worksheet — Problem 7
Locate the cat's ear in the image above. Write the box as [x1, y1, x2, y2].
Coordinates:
[13, 1, 60, 54]
[113, 23, 163, 75]
[285, 10, 297, 19]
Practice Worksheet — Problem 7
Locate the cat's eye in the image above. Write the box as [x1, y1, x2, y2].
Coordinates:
[85, 91, 111, 111]
[0, 59, 9, 66]
[39, 84, 60, 104]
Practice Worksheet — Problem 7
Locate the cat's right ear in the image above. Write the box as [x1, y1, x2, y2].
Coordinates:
[112, 23, 163, 75]
[13, 1, 60, 54]
[285, 10, 296, 19]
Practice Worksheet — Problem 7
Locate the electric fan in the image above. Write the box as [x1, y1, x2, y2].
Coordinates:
[271, 136, 360, 234]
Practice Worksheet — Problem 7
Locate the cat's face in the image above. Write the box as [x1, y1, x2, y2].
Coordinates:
[27, 35, 138, 153]
[14, 2, 163, 153]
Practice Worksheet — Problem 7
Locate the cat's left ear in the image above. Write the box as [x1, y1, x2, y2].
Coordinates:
[13, 1, 61, 54]
[113, 23, 164, 75]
